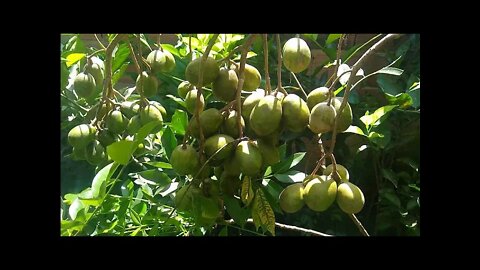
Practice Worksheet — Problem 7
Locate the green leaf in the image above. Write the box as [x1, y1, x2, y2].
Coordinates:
[223, 196, 249, 227]
[377, 67, 404, 76]
[139, 34, 152, 51]
[91, 162, 120, 198]
[274, 170, 306, 184]
[382, 192, 401, 208]
[377, 75, 403, 95]
[218, 226, 228, 236]
[381, 168, 398, 188]
[69, 198, 85, 220]
[344, 126, 366, 136]
[360, 105, 398, 128]
[170, 109, 188, 135]
[271, 152, 306, 174]
[161, 127, 177, 160]
[64, 193, 78, 205]
[326, 34, 342, 45]
[107, 140, 135, 165]
[408, 87, 420, 109]
[302, 34, 318, 42]
[334, 85, 345, 95]
[145, 161, 172, 169]
[135, 121, 163, 144]
[408, 184, 420, 192]
[66, 53, 85, 68]
[112, 62, 130, 86]
[166, 94, 186, 108]
[136, 169, 172, 186]
[261, 178, 284, 201]
[252, 189, 275, 236]
[112, 43, 130, 72]
[182, 36, 200, 50]
[121, 180, 134, 197]
[368, 130, 391, 149]
[233, 51, 257, 60]
[385, 93, 413, 108]
[160, 44, 180, 57]
[241, 176, 254, 206]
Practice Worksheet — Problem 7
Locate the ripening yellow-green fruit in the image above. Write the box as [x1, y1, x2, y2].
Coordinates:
[330, 97, 353, 132]
[222, 110, 244, 138]
[126, 115, 142, 135]
[242, 64, 261, 91]
[324, 164, 350, 182]
[185, 89, 205, 114]
[204, 134, 235, 162]
[146, 50, 167, 73]
[160, 49, 176, 73]
[136, 71, 158, 97]
[85, 140, 106, 165]
[120, 101, 140, 118]
[250, 95, 282, 136]
[85, 62, 104, 93]
[241, 90, 265, 120]
[336, 182, 365, 214]
[282, 94, 310, 133]
[256, 139, 280, 166]
[74, 72, 96, 98]
[139, 104, 163, 133]
[149, 101, 167, 119]
[309, 102, 336, 134]
[189, 108, 223, 138]
[177, 81, 194, 99]
[303, 175, 337, 212]
[307, 87, 329, 110]
[170, 144, 200, 176]
[106, 110, 128, 134]
[282, 37, 311, 73]
[175, 184, 201, 211]
[235, 140, 263, 176]
[68, 124, 97, 148]
[279, 183, 305, 213]
[185, 56, 220, 86]
[212, 67, 238, 102]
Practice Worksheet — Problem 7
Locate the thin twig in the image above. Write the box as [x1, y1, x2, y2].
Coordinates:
[327, 34, 346, 106]
[290, 71, 307, 99]
[263, 34, 271, 94]
[127, 40, 147, 104]
[157, 34, 163, 51]
[61, 93, 89, 113]
[224, 219, 333, 237]
[275, 34, 288, 96]
[94, 34, 106, 50]
[349, 214, 370, 236]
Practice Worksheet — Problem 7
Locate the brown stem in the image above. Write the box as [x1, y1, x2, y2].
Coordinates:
[94, 34, 106, 50]
[235, 34, 257, 138]
[263, 34, 271, 94]
[217, 45, 242, 64]
[327, 34, 346, 106]
[290, 71, 307, 99]
[127, 41, 147, 104]
[274, 34, 288, 97]
[349, 214, 370, 236]
[224, 219, 333, 237]
[157, 34, 163, 51]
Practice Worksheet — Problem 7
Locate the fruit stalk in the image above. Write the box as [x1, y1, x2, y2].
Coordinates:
[224, 219, 333, 236]
[290, 71, 307, 99]
[157, 33, 163, 51]
[327, 34, 346, 106]
[349, 213, 369, 236]
[263, 34, 272, 94]
[94, 34, 106, 49]
[127, 41, 148, 104]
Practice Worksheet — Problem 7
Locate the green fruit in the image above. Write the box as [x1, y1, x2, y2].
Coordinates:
[177, 81, 193, 99]
[160, 49, 176, 72]
[68, 124, 96, 148]
[120, 101, 140, 118]
[235, 140, 263, 176]
[309, 102, 336, 134]
[146, 50, 166, 73]
[303, 175, 337, 212]
[330, 97, 353, 132]
[204, 134, 234, 161]
[170, 145, 200, 176]
[74, 72, 96, 98]
[222, 110, 244, 138]
[136, 71, 158, 97]
[97, 130, 117, 147]
[212, 67, 238, 102]
[256, 139, 280, 166]
[134, 142, 148, 156]
[336, 182, 365, 214]
[201, 178, 220, 197]
[241, 90, 264, 120]
[282, 94, 310, 133]
[90, 56, 105, 70]
[242, 64, 261, 91]
[106, 110, 127, 134]
[149, 101, 167, 118]
[324, 164, 349, 182]
[185, 89, 205, 114]
[139, 104, 163, 133]
[259, 127, 281, 146]
[126, 115, 142, 135]
[307, 87, 329, 110]
[175, 184, 201, 211]
[250, 95, 282, 136]
[189, 108, 223, 138]
[279, 183, 305, 213]
[86, 63, 104, 93]
[86, 140, 106, 165]
[72, 146, 87, 160]
[185, 57, 220, 86]
[282, 37, 311, 73]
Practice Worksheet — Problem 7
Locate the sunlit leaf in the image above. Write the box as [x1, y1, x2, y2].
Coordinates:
[91, 162, 120, 198]
[161, 127, 177, 159]
[66, 53, 86, 67]
[252, 189, 275, 236]
[271, 152, 306, 174]
[170, 109, 188, 135]
[69, 198, 85, 220]
[360, 105, 398, 128]
[326, 34, 342, 45]
[344, 126, 366, 136]
[107, 141, 135, 165]
[241, 176, 254, 206]
[224, 196, 249, 227]
[274, 171, 306, 184]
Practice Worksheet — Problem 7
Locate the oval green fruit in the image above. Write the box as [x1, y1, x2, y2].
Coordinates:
[212, 67, 238, 102]
[330, 97, 353, 132]
[97, 129, 117, 147]
[170, 144, 200, 176]
[189, 108, 223, 138]
[336, 182, 365, 214]
[149, 101, 167, 118]
[204, 134, 234, 161]
[177, 81, 193, 99]
[74, 72, 96, 98]
[250, 95, 282, 136]
[85, 140, 106, 165]
[139, 104, 163, 133]
[279, 183, 305, 213]
[222, 110, 244, 138]
[303, 175, 337, 212]
[126, 115, 142, 135]
[68, 124, 96, 148]
[241, 90, 264, 120]
[185, 89, 205, 114]
[243, 64, 261, 91]
[160, 49, 176, 73]
[307, 87, 329, 110]
[120, 101, 140, 118]
[86, 62, 104, 93]
[309, 102, 336, 134]
[282, 37, 311, 73]
[324, 164, 349, 182]
[106, 110, 127, 134]
[256, 139, 280, 166]
[235, 140, 263, 176]
[185, 56, 220, 86]
[146, 50, 167, 73]
[136, 71, 158, 97]
[282, 94, 310, 133]
[175, 184, 201, 211]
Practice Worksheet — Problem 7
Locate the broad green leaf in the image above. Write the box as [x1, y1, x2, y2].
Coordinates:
[121, 180, 134, 197]
[377, 75, 403, 95]
[107, 140, 135, 165]
[302, 34, 318, 42]
[157, 182, 179, 197]
[326, 34, 342, 45]
[182, 36, 200, 50]
[78, 188, 102, 206]
[261, 178, 283, 201]
[274, 170, 306, 184]
[170, 109, 188, 135]
[252, 189, 275, 236]
[271, 152, 306, 174]
[377, 67, 404, 76]
[408, 87, 420, 109]
[264, 166, 272, 177]
[161, 127, 177, 160]
[368, 130, 391, 149]
[69, 198, 85, 220]
[135, 121, 163, 144]
[66, 53, 85, 67]
[146, 161, 172, 169]
[223, 196, 249, 227]
[233, 51, 257, 60]
[112, 62, 130, 86]
[112, 43, 130, 72]
[160, 44, 180, 57]
[381, 168, 398, 188]
[61, 220, 84, 231]
[385, 93, 413, 108]
[64, 193, 78, 205]
[344, 126, 366, 136]
[136, 169, 172, 186]
[91, 162, 120, 198]
[337, 64, 364, 85]
[166, 94, 186, 108]
[360, 105, 398, 128]
[219, 226, 228, 236]
[241, 176, 254, 206]
[382, 192, 401, 208]
[130, 208, 142, 226]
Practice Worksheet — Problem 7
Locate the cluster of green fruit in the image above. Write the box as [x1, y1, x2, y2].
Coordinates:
[279, 164, 365, 214]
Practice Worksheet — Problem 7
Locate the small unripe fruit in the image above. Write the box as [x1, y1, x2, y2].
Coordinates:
[106, 110, 127, 134]
[222, 110, 244, 138]
[185, 57, 220, 86]
[282, 37, 311, 73]
[307, 87, 329, 110]
[170, 145, 200, 176]
[212, 67, 238, 102]
[309, 102, 336, 134]
[177, 81, 193, 99]
[136, 71, 158, 97]
[235, 141, 263, 176]
[250, 95, 282, 136]
[74, 72, 96, 98]
[324, 164, 350, 182]
[146, 50, 166, 73]
[185, 89, 205, 114]
[204, 134, 235, 161]
[303, 175, 337, 212]
[189, 108, 223, 138]
[282, 94, 310, 133]
[336, 182, 365, 214]
[68, 124, 96, 148]
[279, 183, 305, 213]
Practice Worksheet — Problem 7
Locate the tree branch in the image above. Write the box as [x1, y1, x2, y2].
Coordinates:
[224, 219, 333, 237]
[290, 71, 307, 99]
[275, 34, 288, 96]
[327, 34, 346, 106]
[349, 214, 370, 236]
[94, 34, 106, 50]
[263, 34, 272, 94]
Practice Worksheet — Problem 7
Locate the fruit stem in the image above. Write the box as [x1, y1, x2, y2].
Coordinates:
[327, 34, 345, 106]
[235, 34, 257, 138]
[224, 218, 333, 236]
[263, 34, 272, 94]
[349, 214, 370, 236]
[127, 40, 148, 105]
[274, 34, 288, 97]
[290, 71, 307, 99]
[157, 33, 163, 52]
[94, 34, 107, 50]
[217, 45, 242, 64]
